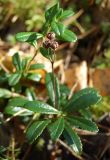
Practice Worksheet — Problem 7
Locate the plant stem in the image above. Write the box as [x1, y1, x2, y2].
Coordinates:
[25, 48, 38, 73]
[11, 134, 15, 160]
[51, 53, 56, 108]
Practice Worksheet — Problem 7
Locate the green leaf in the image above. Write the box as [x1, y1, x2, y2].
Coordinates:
[64, 121, 82, 153]
[61, 29, 77, 42]
[8, 97, 28, 107]
[8, 73, 22, 86]
[55, 75, 61, 109]
[29, 63, 45, 70]
[66, 116, 98, 132]
[45, 3, 60, 22]
[45, 73, 55, 105]
[49, 117, 64, 140]
[51, 22, 65, 36]
[25, 88, 37, 101]
[26, 120, 50, 143]
[24, 100, 61, 114]
[64, 88, 102, 112]
[15, 32, 43, 43]
[22, 57, 31, 70]
[0, 88, 12, 98]
[51, 22, 77, 42]
[59, 10, 74, 20]
[40, 47, 53, 60]
[45, 73, 61, 108]
[79, 109, 92, 120]
[4, 106, 32, 116]
[12, 52, 22, 71]
[27, 73, 42, 82]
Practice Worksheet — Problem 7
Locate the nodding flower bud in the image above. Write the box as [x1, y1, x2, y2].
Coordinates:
[43, 40, 51, 49]
[46, 32, 56, 40]
[43, 39, 59, 50]
[50, 40, 59, 50]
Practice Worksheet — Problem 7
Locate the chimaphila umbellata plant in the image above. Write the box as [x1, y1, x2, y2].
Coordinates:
[3, 3, 102, 155]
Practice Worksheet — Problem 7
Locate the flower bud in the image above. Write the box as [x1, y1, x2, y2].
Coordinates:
[46, 32, 56, 40]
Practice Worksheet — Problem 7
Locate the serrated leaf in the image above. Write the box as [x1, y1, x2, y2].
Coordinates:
[8, 97, 28, 107]
[45, 73, 60, 108]
[15, 32, 43, 43]
[66, 116, 98, 132]
[0, 88, 12, 98]
[29, 63, 45, 70]
[26, 120, 50, 143]
[61, 29, 77, 42]
[12, 52, 22, 71]
[60, 10, 74, 20]
[8, 73, 22, 86]
[51, 22, 65, 36]
[24, 100, 60, 114]
[64, 121, 82, 153]
[64, 88, 102, 112]
[49, 117, 64, 140]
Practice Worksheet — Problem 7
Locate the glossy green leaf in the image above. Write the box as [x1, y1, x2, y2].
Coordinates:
[29, 63, 45, 70]
[25, 88, 37, 101]
[45, 73, 55, 105]
[59, 10, 74, 20]
[26, 120, 50, 143]
[61, 29, 77, 42]
[24, 100, 60, 114]
[22, 57, 31, 70]
[64, 121, 82, 153]
[27, 73, 41, 82]
[8, 97, 28, 107]
[40, 47, 53, 60]
[51, 22, 65, 36]
[45, 3, 60, 22]
[66, 116, 98, 132]
[15, 32, 43, 43]
[4, 106, 32, 116]
[8, 73, 22, 86]
[49, 117, 64, 140]
[45, 73, 60, 108]
[0, 88, 12, 98]
[55, 75, 61, 109]
[79, 109, 92, 120]
[64, 88, 102, 112]
[12, 53, 22, 71]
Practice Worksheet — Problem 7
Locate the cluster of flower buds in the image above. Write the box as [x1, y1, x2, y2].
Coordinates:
[43, 32, 59, 50]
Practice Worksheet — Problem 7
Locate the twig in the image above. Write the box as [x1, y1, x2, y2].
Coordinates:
[78, 26, 99, 39]
[64, 9, 84, 26]
[68, 82, 78, 100]
[25, 48, 38, 73]
[0, 62, 10, 73]
[74, 20, 85, 34]
[57, 139, 83, 160]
